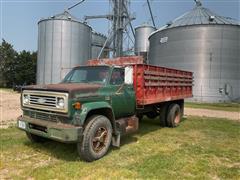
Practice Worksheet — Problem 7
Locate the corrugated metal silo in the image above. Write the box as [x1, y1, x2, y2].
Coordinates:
[135, 25, 156, 60]
[91, 32, 109, 59]
[37, 11, 92, 84]
[148, 2, 240, 102]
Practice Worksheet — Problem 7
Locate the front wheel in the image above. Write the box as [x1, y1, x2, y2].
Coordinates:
[77, 115, 112, 162]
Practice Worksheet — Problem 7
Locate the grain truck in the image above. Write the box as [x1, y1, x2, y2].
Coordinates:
[17, 56, 193, 161]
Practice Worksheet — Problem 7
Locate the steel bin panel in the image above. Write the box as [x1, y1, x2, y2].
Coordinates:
[37, 12, 92, 84]
[149, 25, 240, 102]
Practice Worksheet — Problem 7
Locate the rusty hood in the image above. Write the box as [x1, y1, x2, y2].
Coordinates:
[23, 83, 103, 98]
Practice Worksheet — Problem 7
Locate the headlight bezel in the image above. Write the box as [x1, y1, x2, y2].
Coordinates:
[22, 94, 30, 105]
[56, 97, 65, 109]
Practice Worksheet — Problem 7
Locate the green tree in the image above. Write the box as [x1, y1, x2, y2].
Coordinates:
[15, 50, 37, 85]
[0, 39, 18, 87]
[0, 39, 37, 87]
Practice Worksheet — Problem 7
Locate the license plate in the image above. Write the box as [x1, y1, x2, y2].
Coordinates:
[18, 121, 26, 129]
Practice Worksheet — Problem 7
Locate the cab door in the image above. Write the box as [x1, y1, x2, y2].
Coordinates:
[109, 68, 135, 119]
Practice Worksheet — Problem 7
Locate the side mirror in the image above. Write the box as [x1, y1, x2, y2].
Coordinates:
[124, 66, 133, 85]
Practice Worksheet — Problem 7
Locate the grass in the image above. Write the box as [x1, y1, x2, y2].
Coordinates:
[0, 88, 13, 92]
[185, 102, 240, 112]
[0, 116, 239, 179]
[0, 88, 15, 93]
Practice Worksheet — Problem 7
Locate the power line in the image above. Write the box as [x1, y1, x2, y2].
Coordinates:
[67, 0, 86, 11]
[146, 0, 156, 28]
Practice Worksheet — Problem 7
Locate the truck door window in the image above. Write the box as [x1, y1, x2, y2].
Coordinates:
[110, 68, 124, 85]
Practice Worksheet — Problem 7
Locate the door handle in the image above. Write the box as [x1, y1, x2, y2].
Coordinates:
[115, 84, 125, 95]
[115, 92, 123, 95]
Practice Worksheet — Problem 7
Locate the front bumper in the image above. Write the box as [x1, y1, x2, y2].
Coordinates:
[17, 115, 83, 143]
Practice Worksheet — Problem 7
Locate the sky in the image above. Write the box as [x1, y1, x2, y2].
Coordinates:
[0, 0, 239, 52]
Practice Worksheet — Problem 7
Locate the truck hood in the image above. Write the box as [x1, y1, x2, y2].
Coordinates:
[23, 83, 103, 98]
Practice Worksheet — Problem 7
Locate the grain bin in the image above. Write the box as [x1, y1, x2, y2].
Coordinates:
[37, 11, 92, 84]
[148, 2, 240, 102]
[91, 32, 109, 59]
[134, 25, 156, 61]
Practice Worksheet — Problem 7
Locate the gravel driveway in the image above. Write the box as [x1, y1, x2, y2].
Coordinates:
[185, 108, 239, 121]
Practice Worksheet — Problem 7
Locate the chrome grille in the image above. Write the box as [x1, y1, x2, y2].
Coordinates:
[22, 90, 68, 113]
[29, 95, 57, 107]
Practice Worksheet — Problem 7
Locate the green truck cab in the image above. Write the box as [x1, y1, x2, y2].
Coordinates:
[17, 65, 137, 161]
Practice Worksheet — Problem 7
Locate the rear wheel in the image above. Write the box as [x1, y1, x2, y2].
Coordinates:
[159, 105, 168, 127]
[77, 115, 112, 162]
[26, 132, 46, 143]
[166, 104, 181, 127]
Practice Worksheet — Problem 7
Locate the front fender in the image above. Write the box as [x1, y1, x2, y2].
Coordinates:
[78, 101, 113, 125]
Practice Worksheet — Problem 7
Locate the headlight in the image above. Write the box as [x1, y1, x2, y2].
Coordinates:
[57, 98, 65, 108]
[23, 94, 30, 104]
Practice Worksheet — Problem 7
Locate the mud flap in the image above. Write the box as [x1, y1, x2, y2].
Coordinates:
[112, 132, 120, 147]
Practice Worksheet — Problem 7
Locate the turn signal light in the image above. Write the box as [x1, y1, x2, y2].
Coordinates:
[73, 102, 81, 110]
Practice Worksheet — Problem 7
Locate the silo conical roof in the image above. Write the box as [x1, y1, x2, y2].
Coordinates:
[39, 11, 80, 23]
[52, 11, 79, 21]
[163, 2, 239, 29]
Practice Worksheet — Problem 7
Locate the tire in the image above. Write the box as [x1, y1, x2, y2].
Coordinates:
[159, 105, 168, 127]
[166, 104, 181, 128]
[77, 115, 112, 162]
[26, 132, 46, 143]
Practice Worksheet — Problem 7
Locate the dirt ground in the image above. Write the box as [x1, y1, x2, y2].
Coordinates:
[184, 108, 239, 121]
[0, 90, 21, 128]
[0, 90, 239, 128]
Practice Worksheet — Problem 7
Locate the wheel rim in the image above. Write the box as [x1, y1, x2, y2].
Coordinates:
[174, 110, 180, 124]
[92, 127, 108, 153]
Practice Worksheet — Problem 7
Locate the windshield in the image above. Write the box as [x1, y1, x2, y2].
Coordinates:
[62, 66, 110, 84]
